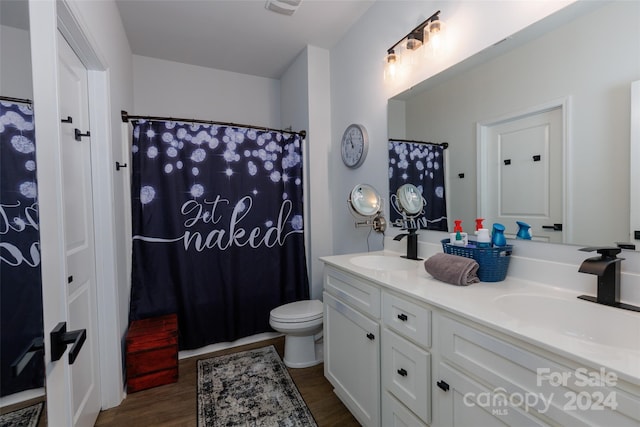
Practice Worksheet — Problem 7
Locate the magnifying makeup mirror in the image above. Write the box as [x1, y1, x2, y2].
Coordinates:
[392, 183, 425, 260]
[348, 184, 387, 232]
[396, 183, 425, 218]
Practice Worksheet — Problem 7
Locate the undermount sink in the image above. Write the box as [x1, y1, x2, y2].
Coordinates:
[349, 255, 419, 271]
[493, 293, 640, 351]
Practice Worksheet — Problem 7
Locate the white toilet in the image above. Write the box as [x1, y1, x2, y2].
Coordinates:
[269, 299, 324, 368]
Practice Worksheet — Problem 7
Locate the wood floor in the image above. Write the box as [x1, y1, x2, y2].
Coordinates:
[95, 336, 360, 426]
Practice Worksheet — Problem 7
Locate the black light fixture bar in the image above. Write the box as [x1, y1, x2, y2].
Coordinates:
[387, 10, 441, 54]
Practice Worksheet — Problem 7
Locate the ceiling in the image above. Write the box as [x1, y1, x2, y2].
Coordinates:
[114, 0, 375, 79]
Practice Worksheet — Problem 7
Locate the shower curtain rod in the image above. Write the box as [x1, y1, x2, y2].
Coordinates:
[121, 110, 307, 139]
[0, 95, 32, 105]
[390, 138, 448, 149]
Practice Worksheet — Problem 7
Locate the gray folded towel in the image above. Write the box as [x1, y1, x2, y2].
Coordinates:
[424, 253, 480, 286]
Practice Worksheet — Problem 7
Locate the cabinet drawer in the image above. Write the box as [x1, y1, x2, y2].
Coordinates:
[436, 362, 547, 427]
[382, 328, 431, 424]
[439, 315, 640, 426]
[382, 292, 431, 348]
[324, 266, 381, 318]
[382, 391, 427, 427]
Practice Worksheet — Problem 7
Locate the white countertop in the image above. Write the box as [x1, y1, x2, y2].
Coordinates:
[320, 250, 640, 386]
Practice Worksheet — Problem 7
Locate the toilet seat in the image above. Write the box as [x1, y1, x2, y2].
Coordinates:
[270, 300, 323, 323]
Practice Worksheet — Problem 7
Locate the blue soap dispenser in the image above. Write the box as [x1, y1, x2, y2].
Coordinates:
[491, 223, 507, 247]
[516, 221, 532, 240]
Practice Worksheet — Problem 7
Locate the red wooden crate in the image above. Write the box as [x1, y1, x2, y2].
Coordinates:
[126, 314, 178, 393]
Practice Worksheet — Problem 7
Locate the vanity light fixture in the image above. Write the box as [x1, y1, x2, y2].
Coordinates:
[384, 10, 445, 82]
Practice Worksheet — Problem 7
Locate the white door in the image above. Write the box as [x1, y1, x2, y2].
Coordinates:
[48, 31, 102, 427]
[481, 108, 563, 243]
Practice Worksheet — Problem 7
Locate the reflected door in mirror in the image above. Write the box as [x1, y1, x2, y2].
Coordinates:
[480, 107, 563, 242]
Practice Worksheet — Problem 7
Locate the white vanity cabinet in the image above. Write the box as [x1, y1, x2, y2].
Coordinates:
[322, 255, 640, 427]
[323, 266, 434, 427]
[323, 267, 382, 427]
[434, 314, 640, 427]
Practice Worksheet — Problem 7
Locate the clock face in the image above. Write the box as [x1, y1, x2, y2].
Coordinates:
[341, 124, 368, 168]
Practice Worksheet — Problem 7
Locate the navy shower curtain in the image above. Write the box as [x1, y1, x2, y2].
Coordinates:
[129, 120, 310, 350]
[0, 101, 44, 396]
[388, 139, 447, 230]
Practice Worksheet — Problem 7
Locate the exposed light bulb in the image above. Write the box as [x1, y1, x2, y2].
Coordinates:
[404, 34, 423, 66]
[428, 18, 446, 56]
[384, 50, 400, 82]
[405, 35, 422, 51]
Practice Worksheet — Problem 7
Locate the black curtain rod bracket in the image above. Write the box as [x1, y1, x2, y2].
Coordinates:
[0, 95, 33, 105]
[121, 110, 306, 139]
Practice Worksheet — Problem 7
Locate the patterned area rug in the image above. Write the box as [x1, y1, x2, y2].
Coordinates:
[0, 402, 43, 427]
[197, 345, 317, 427]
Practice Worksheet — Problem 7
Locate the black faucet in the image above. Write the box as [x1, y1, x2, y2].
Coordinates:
[393, 228, 421, 260]
[577, 247, 639, 312]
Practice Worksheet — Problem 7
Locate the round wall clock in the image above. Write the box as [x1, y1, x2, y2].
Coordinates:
[341, 123, 368, 168]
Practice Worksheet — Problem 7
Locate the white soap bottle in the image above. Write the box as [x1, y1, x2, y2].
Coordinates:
[476, 228, 491, 248]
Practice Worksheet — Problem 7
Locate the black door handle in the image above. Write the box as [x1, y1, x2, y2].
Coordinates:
[51, 322, 86, 364]
[397, 313, 408, 322]
[397, 368, 408, 377]
[366, 332, 375, 340]
[11, 337, 44, 377]
[542, 223, 563, 231]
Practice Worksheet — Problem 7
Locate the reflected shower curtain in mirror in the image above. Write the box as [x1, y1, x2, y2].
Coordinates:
[0, 100, 44, 396]
[129, 120, 309, 350]
[388, 139, 447, 230]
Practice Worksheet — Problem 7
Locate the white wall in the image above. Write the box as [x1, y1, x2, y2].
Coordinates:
[281, 45, 333, 301]
[133, 55, 280, 127]
[402, 1, 638, 246]
[0, 25, 32, 99]
[329, 0, 574, 256]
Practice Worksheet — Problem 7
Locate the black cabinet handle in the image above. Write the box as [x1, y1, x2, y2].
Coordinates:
[366, 332, 375, 341]
[51, 322, 87, 364]
[61, 116, 73, 123]
[437, 380, 450, 392]
[397, 313, 408, 322]
[74, 128, 91, 141]
[397, 368, 408, 377]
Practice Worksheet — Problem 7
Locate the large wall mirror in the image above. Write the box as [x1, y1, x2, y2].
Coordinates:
[388, 0, 640, 248]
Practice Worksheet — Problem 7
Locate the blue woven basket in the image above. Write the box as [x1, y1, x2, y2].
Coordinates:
[441, 239, 512, 282]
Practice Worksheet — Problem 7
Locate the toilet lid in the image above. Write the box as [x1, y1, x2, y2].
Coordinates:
[270, 300, 323, 323]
